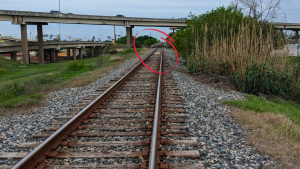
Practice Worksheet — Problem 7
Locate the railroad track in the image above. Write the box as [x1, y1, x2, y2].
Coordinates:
[1, 47, 204, 169]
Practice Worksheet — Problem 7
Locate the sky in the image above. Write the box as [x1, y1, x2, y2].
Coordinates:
[0, 0, 299, 41]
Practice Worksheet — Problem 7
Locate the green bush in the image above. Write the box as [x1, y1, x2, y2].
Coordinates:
[234, 63, 293, 97]
[0, 81, 25, 99]
[135, 40, 142, 48]
[116, 36, 127, 44]
[65, 61, 94, 71]
[144, 39, 157, 46]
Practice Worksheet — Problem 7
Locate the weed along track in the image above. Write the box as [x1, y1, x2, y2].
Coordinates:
[1, 47, 204, 169]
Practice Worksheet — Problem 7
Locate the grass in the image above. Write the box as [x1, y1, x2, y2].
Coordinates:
[224, 95, 300, 168]
[231, 108, 300, 168]
[110, 56, 124, 62]
[104, 43, 127, 54]
[0, 48, 144, 111]
[223, 95, 300, 125]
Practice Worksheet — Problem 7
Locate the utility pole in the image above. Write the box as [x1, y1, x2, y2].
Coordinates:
[100, 26, 101, 40]
[59, 0, 61, 42]
[114, 25, 116, 42]
[112, 25, 116, 44]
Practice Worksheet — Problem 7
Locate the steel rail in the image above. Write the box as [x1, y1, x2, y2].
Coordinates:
[148, 49, 163, 169]
[13, 49, 157, 169]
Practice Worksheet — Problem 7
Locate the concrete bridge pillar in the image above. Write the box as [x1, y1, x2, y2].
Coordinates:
[96, 47, 101, 57]
[11, 52, 17, 61]
[101, 45, 107, 55]
[73, 48, 76, 60]
[126, 27, 132, 48]
[21, 24, 29, 64]
[67, 48, 70, 58]
[295, 30, 299, 43]
[55, 50, 59, 62]
[90, 47, 95, 57]
[37, 24, 44, 64]
[50, 50, 55, 62]
[79, 48, 82, 59]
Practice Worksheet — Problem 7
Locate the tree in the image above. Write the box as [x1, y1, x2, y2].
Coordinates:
[144, 39, 157, 46]
[116, 36, 126, 44]
[235, 0, 289, 22]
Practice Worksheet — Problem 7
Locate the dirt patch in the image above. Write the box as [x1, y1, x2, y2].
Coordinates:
[230, 107, 300, 168]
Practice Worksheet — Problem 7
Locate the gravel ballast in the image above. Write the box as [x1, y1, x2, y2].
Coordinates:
[166, 49, 275, 168]
[0, 48, 276, 168]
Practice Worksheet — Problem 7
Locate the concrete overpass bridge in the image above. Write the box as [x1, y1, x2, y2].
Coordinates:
[0, 41, 108, 62]
[0, 10, 186, 64]
[274, 23, 300, 42]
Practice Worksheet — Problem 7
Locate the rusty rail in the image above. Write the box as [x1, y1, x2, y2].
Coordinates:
[12, 49, 157, 169]
[148, 49, 163, 169]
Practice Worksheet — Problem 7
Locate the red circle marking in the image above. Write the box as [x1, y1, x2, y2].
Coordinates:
[133, 28, 178, 74]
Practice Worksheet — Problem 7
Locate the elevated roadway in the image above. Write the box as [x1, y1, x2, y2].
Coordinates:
[0, 41, 108, 62]
[0, 41, 107, 53]
[0, 10, 187, 64]
[0, 10, 186, 27]
[274, 23, 300, 43]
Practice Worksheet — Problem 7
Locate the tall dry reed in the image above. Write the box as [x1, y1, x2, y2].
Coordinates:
[185, 19, 300, 100]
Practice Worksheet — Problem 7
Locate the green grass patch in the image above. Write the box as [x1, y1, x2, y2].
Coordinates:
[0, 49, 141, 109]
[118, 48, 137, 55]
[223, 95, 300, 125]
[64, 61, 95, 71]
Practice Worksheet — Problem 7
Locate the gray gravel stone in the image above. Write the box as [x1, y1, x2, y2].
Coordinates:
[165, 49, 275, 168]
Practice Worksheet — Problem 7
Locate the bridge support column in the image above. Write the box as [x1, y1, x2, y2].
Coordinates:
[11, 52, 17, 61]
[73, 48, 76, 60]
[21, 24, 29, 64]
[96, 47, 100, 57]
[79, 48, 82, 59]
[101, 45, 107, 55]
[67, 49, 70, 58]
[50, 50, 55, 62]
[90, 47, 94, 57]
[126, 27, 132, 48]
[55, 50, 59, 62]
[295, 30, 299, 43]
[37, 24, 44, 64]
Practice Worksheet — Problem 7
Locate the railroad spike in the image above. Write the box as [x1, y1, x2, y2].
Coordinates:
[60, 139, 68, 145]
[47, 149, 58, 157]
